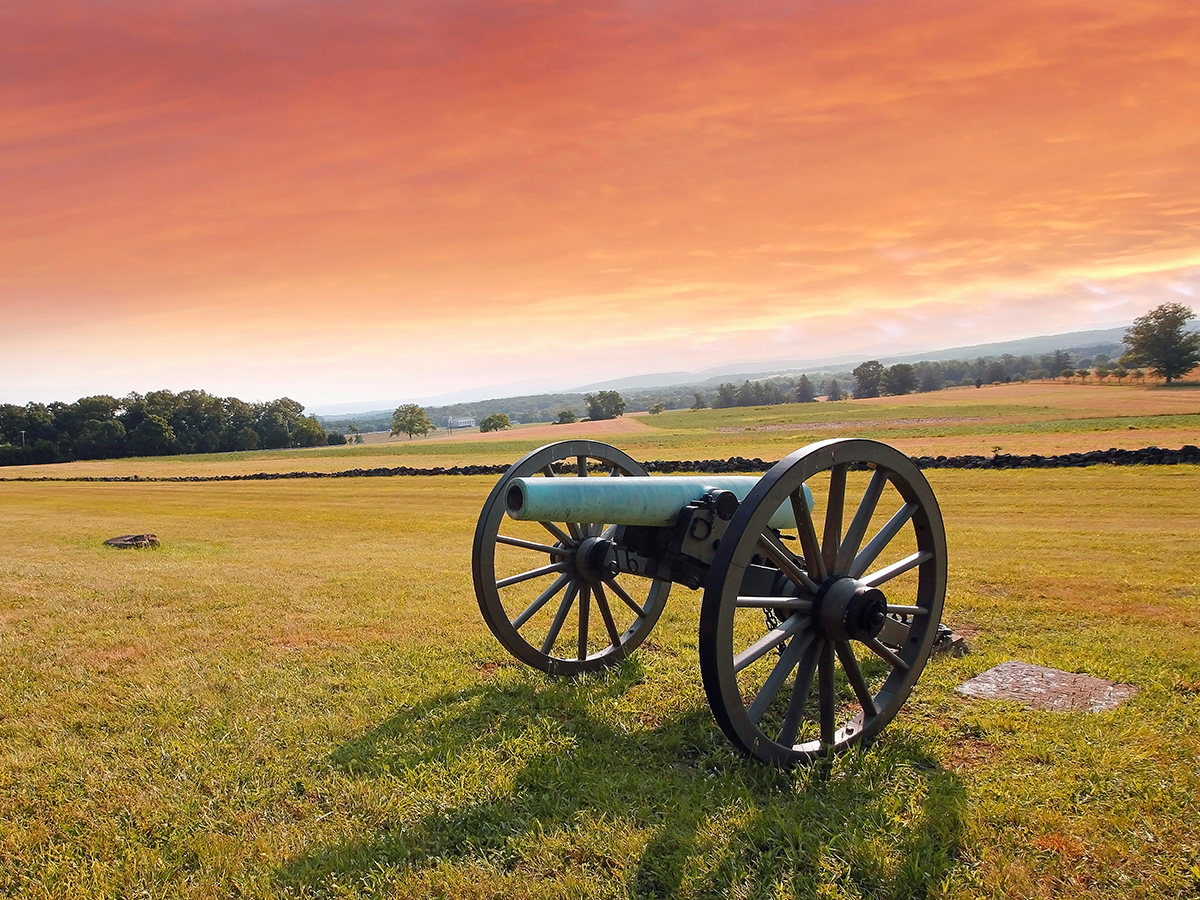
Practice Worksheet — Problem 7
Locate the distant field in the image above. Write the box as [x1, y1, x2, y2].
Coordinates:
[0, 462, 1197, 898]
[3, 383, 1197, 480]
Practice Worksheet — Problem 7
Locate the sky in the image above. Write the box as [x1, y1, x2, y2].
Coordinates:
[3, 0, 1199, 409]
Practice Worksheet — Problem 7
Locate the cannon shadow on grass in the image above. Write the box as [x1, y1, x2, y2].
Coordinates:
[278, 661, 966, 898]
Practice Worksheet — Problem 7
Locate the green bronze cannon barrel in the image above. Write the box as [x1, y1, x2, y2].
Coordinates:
[504, 475, 812, 529]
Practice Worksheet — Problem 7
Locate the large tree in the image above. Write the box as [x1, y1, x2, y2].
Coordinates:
[479, 413, 512, 432]
[1120, 303, 1200, 384]
[881, 363, 917, 396]
[584, 391, 626, 420]
[391, 404, 435, 439]
[852, 360, 885, 398]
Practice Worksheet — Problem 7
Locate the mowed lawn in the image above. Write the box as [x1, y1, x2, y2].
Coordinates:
[1, 447, 1198, 897]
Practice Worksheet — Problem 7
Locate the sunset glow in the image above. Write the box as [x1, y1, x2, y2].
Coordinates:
[3, 0, 1199, 405]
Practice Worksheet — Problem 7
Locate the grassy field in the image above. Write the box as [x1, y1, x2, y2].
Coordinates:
[1, 393, 1199, 898]
[3, 383, 1198, 480]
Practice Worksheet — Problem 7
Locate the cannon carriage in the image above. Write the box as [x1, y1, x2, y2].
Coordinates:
[472, 438, 946, 766]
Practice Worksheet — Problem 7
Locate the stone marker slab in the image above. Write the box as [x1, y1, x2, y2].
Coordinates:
[956, 661, 1137, 713]
[104, 533, 160, 549]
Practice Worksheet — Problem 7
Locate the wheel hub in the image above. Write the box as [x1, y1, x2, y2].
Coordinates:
[815, 576, 888, 642]
[575, 536, 619, 582]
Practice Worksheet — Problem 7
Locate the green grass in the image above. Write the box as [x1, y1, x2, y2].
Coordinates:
[2, 448, 1199, 898]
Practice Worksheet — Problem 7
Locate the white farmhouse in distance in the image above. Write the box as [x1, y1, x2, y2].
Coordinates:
[448, 416, 476, 429]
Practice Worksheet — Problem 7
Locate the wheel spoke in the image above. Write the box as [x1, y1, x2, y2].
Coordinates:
[791, 487, 826, 582]
[593, 583, 623, 647]
[864, 636, 911, 671]
[541, 465, 557, 478]
[577, 585, 590, 660]
[495, 561, 570, 589]
[862, 550, 931, 587]
[512, 572, 571, 629]
[850, 501, 918, 578]
[577, 455, 588, 477]
[818, 639, 836, 745]
[778, 636, 821, 747]
[822, 464, 847, 574]
[540, 582, 579, 654]
[735, 597, 813, 611]
[835, 468, 888, 574]
[734, 613, 809, 673]
[835, 640, 879, 718]
[886, 604, 930, 617]
[566, 521, 584, 540]
[605, 577, 647, 618]
[496, 534, 571, 556]
[756, 533, 820, 595]
[540, 521, 573, 545]
[747, 631, 813, 723]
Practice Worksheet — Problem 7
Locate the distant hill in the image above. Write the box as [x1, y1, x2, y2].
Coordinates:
[571, 326, 1131, 393]
[314, 324, 1134, 429]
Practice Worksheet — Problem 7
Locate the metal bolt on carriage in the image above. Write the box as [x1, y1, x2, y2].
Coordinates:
[472, 438, 947, 766]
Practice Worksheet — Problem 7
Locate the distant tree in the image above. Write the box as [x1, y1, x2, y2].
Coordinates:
[479, 413, 512, 433]
[291, 415, 328, 447]
[714, 383, 737, 408]
[881, 364, 917, 396]
[648, 402, 666, 415]
[258, 397, 305, 449]
[327, 431, 347, 445]
[1120, 302, 1200, 384]
[852, 360, 885, 398]
[556, 409, 578, 424]
[916, 362, 943, 393]
[128, 415, 178, 457]
[585, 391, 626, 420]
[391, 404, 435, 439]
[76, 418, 127, 460]
[1113, 366, 1128, 384]
[1095, 365, 1111, 382]
[736, 380, 760, 407]
[1059, 368, 1075, 382]
[691, 392, 708, 410]
[826, 379, 844, 401]
[234, 426, 260, 451]
[795, 375, 816, 403]
[984, 361, 1006, 384]
[974, 378, 983, 389]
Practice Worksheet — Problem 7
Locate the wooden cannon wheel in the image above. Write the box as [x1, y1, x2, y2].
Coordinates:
[472, 440, 671, 675]
[699, 439, 947, 766]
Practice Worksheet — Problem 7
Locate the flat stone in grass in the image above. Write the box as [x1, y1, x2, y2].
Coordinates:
[104, 533, 160, 549]
[957, 661, 1137, 712]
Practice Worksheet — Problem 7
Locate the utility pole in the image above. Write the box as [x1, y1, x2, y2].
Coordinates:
[19, 430, 25, 447]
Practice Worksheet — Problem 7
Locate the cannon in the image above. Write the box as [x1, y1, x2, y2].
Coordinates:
[473, 438, 946, 766]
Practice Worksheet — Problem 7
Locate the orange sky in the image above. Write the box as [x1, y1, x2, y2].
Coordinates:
[3, 0, 1199, 406]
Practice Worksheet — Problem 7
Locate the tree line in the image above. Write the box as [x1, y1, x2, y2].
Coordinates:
[0, 390, 344, 466]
